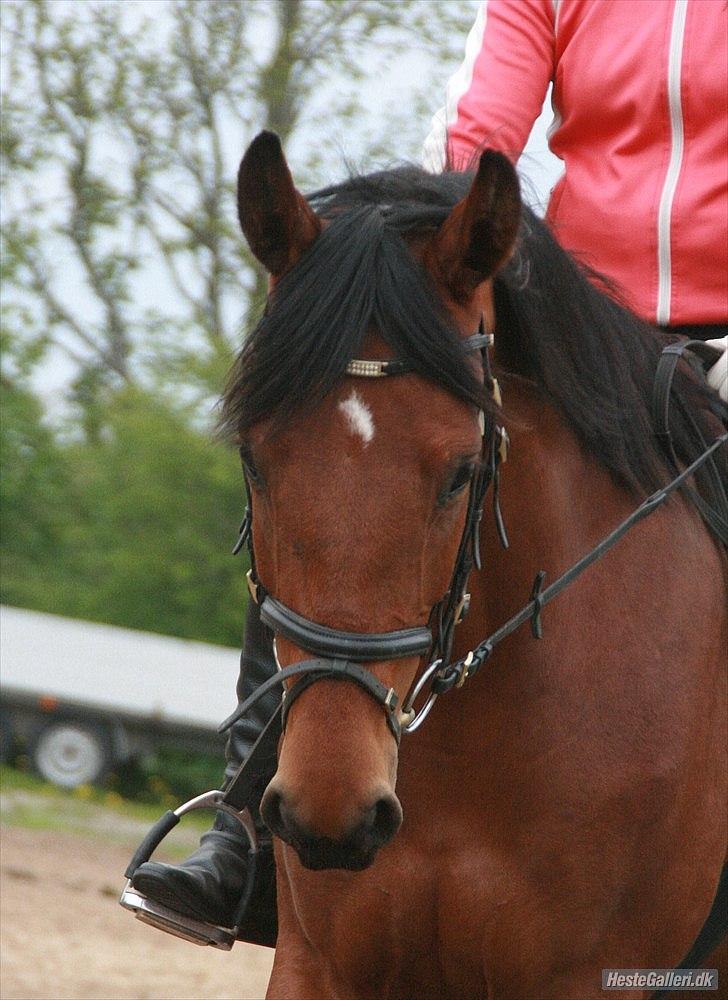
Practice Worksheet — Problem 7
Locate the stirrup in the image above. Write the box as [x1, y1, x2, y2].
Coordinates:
[119, 789, 258, 951]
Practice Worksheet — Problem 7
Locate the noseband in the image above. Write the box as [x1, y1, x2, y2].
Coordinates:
[220, 323, 508, 744]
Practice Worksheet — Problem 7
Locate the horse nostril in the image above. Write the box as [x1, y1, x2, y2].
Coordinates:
[369, 794, 402, 844]
[260, 785, 285, 837]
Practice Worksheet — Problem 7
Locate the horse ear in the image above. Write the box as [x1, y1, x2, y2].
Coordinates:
[237, 131, 322, 276]
[432, 149, 521, 300]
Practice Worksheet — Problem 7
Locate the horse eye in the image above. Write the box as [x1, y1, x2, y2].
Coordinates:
[440, 462, 474, 505]
[239, 448, 261, 485]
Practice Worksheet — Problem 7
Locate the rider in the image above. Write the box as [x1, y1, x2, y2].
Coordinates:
[130, 0, 727, 946]
[422, 0, 728, 388]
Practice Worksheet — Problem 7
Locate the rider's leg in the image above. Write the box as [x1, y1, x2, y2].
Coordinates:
[130, 599, 280, 945]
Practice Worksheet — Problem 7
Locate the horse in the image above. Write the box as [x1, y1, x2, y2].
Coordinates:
[221, 131, 727, 999]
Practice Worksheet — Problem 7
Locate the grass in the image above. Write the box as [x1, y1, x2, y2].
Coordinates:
[0, 764, 211, 855]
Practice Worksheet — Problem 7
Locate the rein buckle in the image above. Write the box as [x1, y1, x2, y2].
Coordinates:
[246, 569, 260, 604]
[384, 687, 398, 711]
[455, 651, 474, 689]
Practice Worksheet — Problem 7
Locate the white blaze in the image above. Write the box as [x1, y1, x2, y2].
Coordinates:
[338, 390, 375, 445]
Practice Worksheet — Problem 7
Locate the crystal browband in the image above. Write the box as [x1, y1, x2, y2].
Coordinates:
[345, 332, 494, 378]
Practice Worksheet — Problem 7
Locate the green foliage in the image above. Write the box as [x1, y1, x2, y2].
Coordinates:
[0, 375, 75, 608]
[0, 0, 477, 647]
[1, 382, 249, 646]
[113, 748, 225, 805]
[65, 387, 248, 644]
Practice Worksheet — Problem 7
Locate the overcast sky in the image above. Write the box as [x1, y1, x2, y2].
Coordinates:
[9, 2, 563, 410]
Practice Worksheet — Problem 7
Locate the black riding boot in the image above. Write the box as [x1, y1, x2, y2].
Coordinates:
[130, 599, 280, 947]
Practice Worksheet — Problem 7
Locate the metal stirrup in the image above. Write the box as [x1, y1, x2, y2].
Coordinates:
[119, 790, 258, 950]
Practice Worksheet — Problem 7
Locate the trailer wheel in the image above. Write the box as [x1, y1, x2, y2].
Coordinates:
[30, 720, 110, 788]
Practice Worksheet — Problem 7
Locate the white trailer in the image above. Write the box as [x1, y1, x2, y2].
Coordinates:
[0, 605, 240, 788]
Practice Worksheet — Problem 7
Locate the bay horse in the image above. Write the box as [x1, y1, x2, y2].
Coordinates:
[222, 132, 726, 999]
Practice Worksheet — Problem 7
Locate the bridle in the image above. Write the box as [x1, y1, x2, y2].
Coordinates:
[219, 334, 728, 748]
[123, 334, 728, 960]
[220, 322, 508, 744]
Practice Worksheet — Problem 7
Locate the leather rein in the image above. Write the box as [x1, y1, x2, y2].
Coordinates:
[219, 335, 727, 744]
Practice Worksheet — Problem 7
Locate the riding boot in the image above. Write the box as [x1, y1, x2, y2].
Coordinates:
[130, 599, 280, 947]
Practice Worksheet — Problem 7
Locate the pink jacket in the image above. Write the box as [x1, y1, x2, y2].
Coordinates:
[423, 0, 728, 326]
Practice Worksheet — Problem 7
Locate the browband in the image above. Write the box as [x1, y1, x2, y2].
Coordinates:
[345, 332, 492, 378]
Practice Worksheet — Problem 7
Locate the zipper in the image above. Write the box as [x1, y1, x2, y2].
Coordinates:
[656, 0, 688, 326]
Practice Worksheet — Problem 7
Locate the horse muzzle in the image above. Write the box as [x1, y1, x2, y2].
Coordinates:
[261, 781, 403, 871]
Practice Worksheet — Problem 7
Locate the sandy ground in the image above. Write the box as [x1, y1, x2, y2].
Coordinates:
[0, 824, 274, 1000]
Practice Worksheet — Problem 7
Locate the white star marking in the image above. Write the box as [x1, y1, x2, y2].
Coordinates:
[338, 390, 375, 445]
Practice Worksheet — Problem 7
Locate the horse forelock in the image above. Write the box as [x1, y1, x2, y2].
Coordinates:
[219, 169, 490, 442]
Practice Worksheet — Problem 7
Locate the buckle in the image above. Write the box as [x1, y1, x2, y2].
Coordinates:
[498, 426, 510, 464]
[455, 651, 474, 689]
[246, 569, 260, 604]
[384, 687, 398, 710]
[454, 592, 471, 625]
[119, 883, 237, 950]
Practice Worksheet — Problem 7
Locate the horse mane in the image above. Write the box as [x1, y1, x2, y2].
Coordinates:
[221, 165, 723, 498]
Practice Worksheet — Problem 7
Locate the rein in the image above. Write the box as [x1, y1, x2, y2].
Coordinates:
[219, 337, 727, 742]
[433, 429, 728, 699]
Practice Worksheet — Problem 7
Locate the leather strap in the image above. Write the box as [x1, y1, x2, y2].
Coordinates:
[441, 430, 728, 690]
[281, 665, 402, 742]
[221, 702, 283, 810]
[652, 339, 720, 440]
[259, 597, 432, 661]
[219, 657, 402, 742]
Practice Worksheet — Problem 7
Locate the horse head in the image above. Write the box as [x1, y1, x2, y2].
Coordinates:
[229, 131, 520, 871]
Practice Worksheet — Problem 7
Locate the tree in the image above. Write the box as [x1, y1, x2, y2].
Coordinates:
[1, 0, 477, 415]
[57, 387, 250, 644]
[0, 369, 75, 610]
[0, 0, 479, 642]
[0, 374, 250, 644]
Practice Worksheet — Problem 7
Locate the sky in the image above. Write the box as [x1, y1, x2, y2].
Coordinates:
[7, 1, 563, 411]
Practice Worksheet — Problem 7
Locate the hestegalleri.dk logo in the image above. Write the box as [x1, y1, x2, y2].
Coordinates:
[602, 969, 718, 991]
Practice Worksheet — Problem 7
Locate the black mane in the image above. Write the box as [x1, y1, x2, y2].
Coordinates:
[221, 166, 723, 497]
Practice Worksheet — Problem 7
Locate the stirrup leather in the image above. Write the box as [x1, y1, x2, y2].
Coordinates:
[119, 789, 258, 951]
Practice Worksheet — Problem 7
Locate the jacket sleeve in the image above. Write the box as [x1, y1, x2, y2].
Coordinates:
[423, 0, 556, 172]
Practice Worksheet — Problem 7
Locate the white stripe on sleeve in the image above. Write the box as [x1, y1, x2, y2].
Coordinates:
[422, 2, 489, 172]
